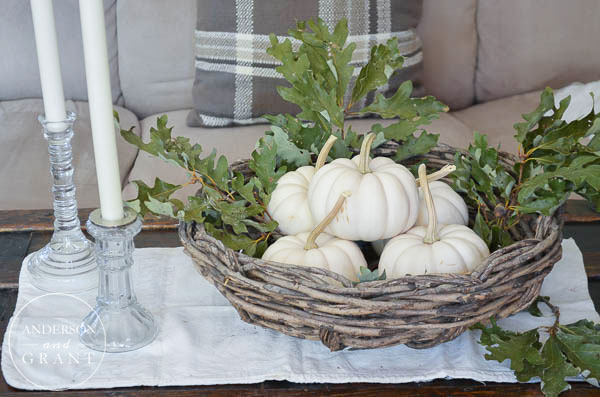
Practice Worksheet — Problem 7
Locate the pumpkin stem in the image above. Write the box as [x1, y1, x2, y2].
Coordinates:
[416, 164, 456, 186]
[419, 163, 439, 244]
[304, 191, 352, 250]
[315, 135, 338, 171]
[358, 132, 376, 174]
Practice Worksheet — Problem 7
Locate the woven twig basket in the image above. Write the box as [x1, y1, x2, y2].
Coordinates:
[180, 143, 563, 350]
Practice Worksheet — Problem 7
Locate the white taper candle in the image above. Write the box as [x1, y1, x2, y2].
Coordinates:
[30, 0, 67, 129]
[79, 0, 124, 221]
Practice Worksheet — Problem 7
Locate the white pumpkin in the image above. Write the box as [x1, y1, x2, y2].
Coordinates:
[378, 164, 489, 277]
[263, 192, 366, 281]
[371, 164, 464, 256]
[307, 133, 419, 242]
[415, 181, 468, 226]
[268, 135, 337, 235]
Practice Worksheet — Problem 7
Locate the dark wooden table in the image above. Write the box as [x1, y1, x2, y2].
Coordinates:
[1, 201, 599, 396]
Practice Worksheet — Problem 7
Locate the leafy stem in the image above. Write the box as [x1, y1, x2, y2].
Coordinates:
[453, 88, 600, 250]
[474, 295, 600, 397]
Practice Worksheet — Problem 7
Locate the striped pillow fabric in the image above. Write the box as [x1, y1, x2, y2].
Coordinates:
[187, 0, 423, 128]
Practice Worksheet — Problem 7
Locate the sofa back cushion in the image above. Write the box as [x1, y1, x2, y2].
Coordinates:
[116, 0, 197, 119]
[417, 0, 477, 110]
[475, 0, 600, 102]
[0, 0, 121, 104]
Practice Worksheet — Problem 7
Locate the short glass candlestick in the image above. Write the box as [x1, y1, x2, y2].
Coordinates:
[27, 112, 97, 292]
[79, 207, 158, 353]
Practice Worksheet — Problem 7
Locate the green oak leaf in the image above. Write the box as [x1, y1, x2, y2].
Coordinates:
[231, 172, 257, 205]
[359, 81, 415, 118]
[264, 126, 311, 168]
[351, 38, 404, 105]
[539, 336, 579, 397]
[562, 319, 600, 342]
[483, 329, 544, 374]
[213, 200, 251, 235]
[518, 164, 600, 214]
[264, 114, 323, 155]
[145, 196, 182, 219]
[517, 359, 546, 384]
[121, 114, 207, 173]
[211, 155, 230, 191]
[250, 136, 286, 196]
[330, 42, 355, 105]
[267, 36, 310, 85]
[555, 321, 600, 382]
[125, 199, 141, 213]
[289, 19, 355, 106]
[514, 87, 558, 145]
[411, 95, 450, 117]
[182, 196, 207, 223]
[129, 178, 182, 217]
[472, 310, 600, 397]
[276, 70, 344, 130]
[392, 131, 439, 162]
[371, 120, 421, 142]
[242, 218, 278, 234]
[121, 114, 172, 157]
[472, 318, 519, 346]
[204, 223, 257, 255]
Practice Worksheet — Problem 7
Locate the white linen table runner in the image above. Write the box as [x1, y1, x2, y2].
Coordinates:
[2, 238, 598, 390]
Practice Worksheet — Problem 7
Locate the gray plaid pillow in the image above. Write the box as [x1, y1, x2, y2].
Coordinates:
[187, 0, 423, 128]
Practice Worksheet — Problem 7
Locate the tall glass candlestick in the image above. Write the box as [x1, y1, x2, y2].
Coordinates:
[79, 208, 158, 352]
[27, 113, 97, 292]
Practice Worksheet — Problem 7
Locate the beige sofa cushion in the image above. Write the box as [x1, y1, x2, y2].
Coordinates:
[0, 99, 140, 210]
[116, 0, 197, 118]
[475, 0, 600, 103]
[453, 90, 543, 154]
[417, 0, 477, 110]
[123, 110, 472, 202]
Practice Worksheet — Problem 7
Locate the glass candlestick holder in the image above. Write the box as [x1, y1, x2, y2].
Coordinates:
[79, 207, 158, 353]
[27, 112, 97, 292]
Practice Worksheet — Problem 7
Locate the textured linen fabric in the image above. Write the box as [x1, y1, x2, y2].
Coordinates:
[188, 0, 423, 127]
[0, 99, 140, 210]
[116, 0, 197, 118]
[475, 0, 600, 103]
[122, 110, 471, 202]
[417, 0, 477, 110]
[1, 239, 598, 390]
[0, 0, 122, 104]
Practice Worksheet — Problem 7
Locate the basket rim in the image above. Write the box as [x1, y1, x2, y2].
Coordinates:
[181, 212, 561, 290]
